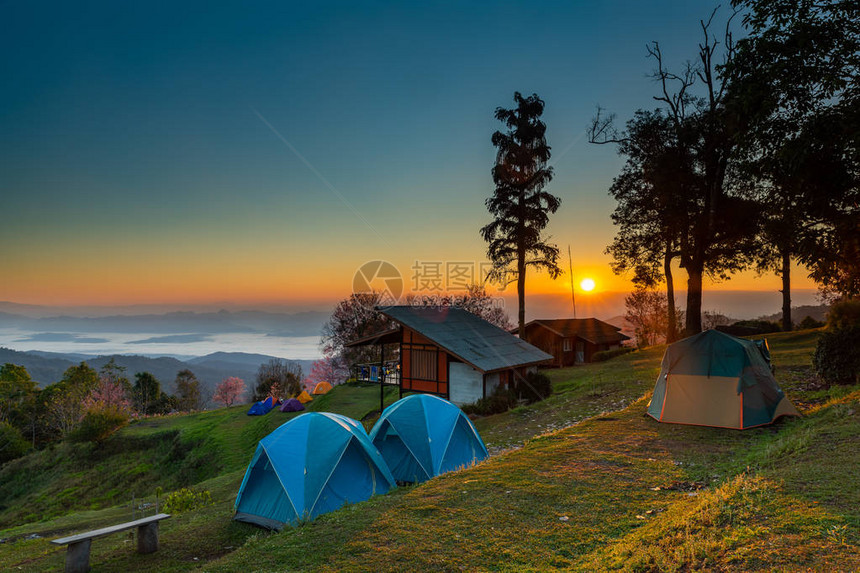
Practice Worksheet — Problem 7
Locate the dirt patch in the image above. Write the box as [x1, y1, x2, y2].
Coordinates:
[653, 481, 707, 492]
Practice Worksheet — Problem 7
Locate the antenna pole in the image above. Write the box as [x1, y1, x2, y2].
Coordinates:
[568, 245, 576, 318]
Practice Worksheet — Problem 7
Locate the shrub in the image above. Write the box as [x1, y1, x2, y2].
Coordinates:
[592, 347, 635, 362]
[516, 371, 553, 403]
[798, 316, 825, 329]
[461, 387, 517, 416]
[162, 487, 213, 513]
[70, 406, 129, 443]
[827, 298, 860, 329]
[717, 320, 781, 336]
[0, 422, 29, 464]
[813, 325, 860, 386]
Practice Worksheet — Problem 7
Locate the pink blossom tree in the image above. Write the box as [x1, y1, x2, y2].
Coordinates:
[84, 374, 133, 414]
[214, 377, 246, 407]
[306, 353, 349, 388]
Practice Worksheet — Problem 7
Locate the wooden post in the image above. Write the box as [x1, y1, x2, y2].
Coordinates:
[137, 521, 159, 554]
[65, 539, 91, 573]
[379, 343, 385, 415]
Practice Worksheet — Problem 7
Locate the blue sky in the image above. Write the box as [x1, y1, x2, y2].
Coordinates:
[2, 0, 802, 309]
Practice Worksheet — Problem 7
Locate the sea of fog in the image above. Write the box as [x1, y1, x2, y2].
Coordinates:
[0, 328, 322, 360]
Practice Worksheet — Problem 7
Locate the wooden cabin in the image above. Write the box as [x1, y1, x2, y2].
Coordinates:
[347, 306, 552, 406]
[519, 318, 630, 367]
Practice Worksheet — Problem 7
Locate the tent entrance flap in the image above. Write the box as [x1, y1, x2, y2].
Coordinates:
[661, 374, 742, 429]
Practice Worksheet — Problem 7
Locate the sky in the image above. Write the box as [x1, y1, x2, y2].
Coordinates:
[0, 0, 818, 314]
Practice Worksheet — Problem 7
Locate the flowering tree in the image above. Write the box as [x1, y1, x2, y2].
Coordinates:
[83, 374, 133, 415]
[306, 353, 349, 387]
[214, 377, 245, 407]
[42, 362, 100, 437]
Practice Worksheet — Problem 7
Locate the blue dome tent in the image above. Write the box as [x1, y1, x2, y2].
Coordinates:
[246, 396, 276, 416]
[234, 412, 396, 530]
[369, 394, 488, 484]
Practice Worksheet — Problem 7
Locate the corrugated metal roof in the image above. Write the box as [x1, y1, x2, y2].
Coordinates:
[344, 327, 402, 347]
[381, 306, 553, 373]
[527, 318, 630, 345]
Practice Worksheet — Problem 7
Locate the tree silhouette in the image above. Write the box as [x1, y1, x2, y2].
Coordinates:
[321, 292, 395, 367]
[593, 109, 687, 342]
[405, 284, 513, 331]
[481, 92, 561, 337]
[729, 0, 859, 302]
[591, 11, 761, 335]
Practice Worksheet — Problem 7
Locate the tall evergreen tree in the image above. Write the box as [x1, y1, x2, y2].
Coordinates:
[481, 92, 562, 337]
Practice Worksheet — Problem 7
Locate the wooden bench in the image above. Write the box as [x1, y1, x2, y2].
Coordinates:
[51, 513, 171, 573]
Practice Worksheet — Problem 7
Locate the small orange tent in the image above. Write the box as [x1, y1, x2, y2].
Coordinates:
[313, 381, 333, 395]
[296, 390, 313, 404]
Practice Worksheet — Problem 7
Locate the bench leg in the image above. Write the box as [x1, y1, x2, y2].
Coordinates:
[65, 539, 91, 573]
[137, 521, 159, 554]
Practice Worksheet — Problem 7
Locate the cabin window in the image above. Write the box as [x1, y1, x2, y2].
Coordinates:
[563, 338, 573, 352]
[411, 349, 438, 380]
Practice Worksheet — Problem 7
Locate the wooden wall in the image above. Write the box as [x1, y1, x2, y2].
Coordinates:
[400, 326, 449, 397]
[522, 325, 564, 367]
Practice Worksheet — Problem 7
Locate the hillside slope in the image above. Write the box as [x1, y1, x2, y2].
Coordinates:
[0, 384, 399, 528]
[1, 329, 857, 571]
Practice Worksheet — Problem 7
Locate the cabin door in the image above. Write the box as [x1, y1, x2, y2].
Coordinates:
[576, 342, 585, 364]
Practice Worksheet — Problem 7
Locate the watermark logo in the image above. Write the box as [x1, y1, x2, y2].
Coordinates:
[352, 259, 509, 311]
[352, 260, 404, 306]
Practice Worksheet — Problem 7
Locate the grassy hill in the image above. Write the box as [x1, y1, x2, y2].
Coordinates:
[1, 328, 858, 571]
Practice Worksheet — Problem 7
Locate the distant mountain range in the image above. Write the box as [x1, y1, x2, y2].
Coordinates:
[757, 304, 829, 323]
[0, 306, 328, 336]
[0, 347, 316, 400]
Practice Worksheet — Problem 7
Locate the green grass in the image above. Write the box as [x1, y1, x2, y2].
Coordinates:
[2, 328, 858, 571]
[0, 383, 400, 528]
[474, 344, 666, 451]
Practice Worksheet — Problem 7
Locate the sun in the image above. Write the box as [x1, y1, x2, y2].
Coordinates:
[580, 278, 596, 292]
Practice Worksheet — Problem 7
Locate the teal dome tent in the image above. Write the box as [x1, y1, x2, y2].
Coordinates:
[369, 394, 488, 484]
[234, 412, 396, 529]
[647, 330, 800, 429]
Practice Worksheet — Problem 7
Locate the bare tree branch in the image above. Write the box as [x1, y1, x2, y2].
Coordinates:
[587, 106, 626, 144]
